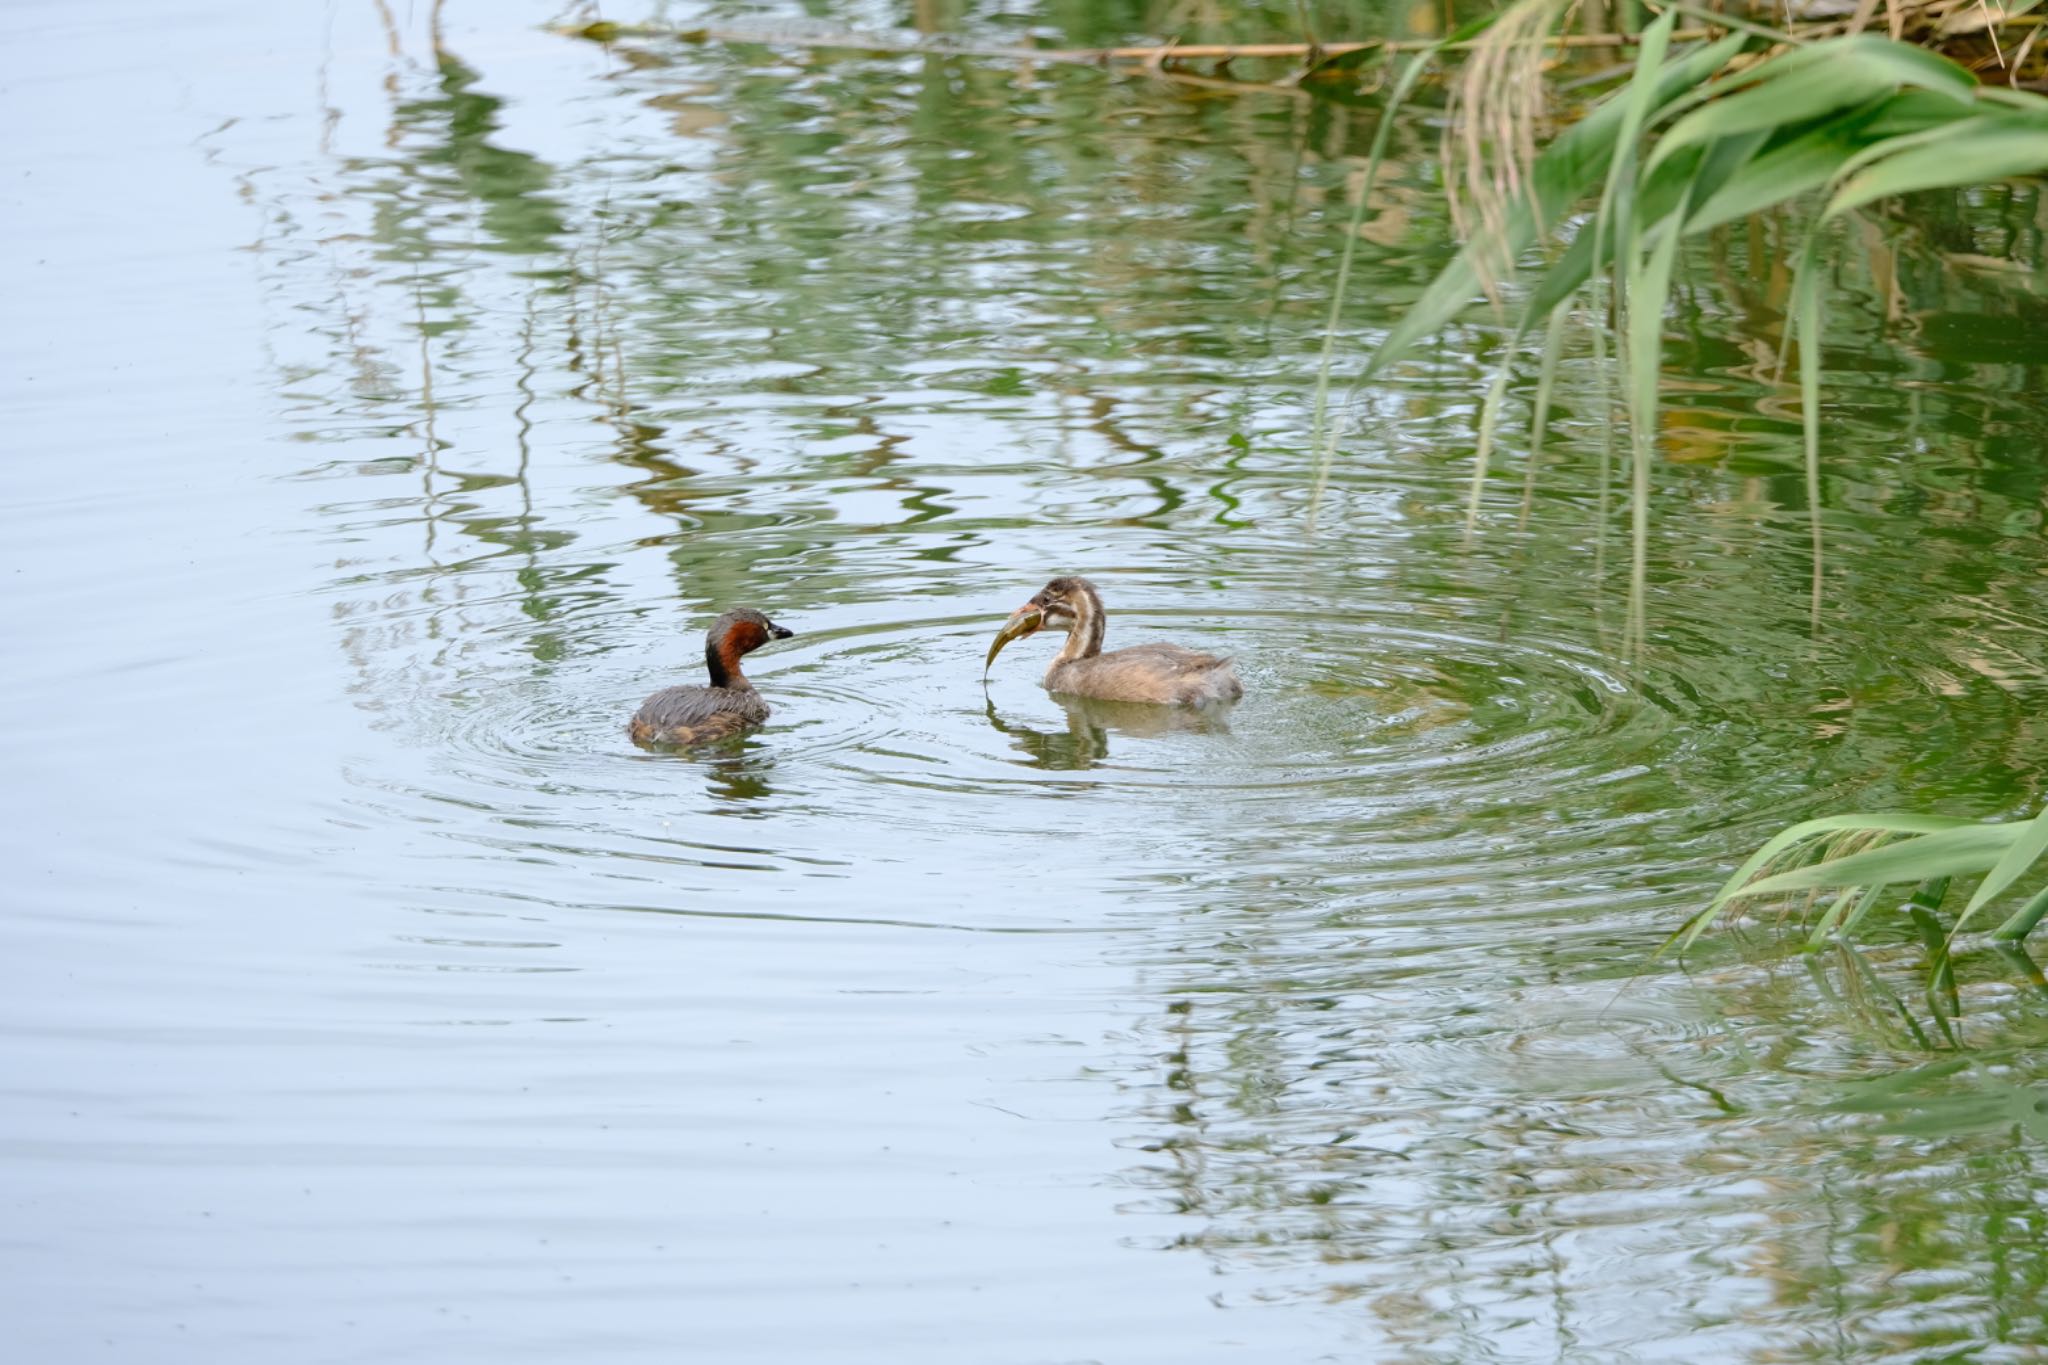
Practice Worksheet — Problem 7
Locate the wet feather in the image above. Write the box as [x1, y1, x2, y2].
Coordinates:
[986, 577, 1242, 706]
[629, 607, 793, 748]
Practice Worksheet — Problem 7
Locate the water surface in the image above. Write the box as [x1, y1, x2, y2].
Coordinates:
[4, 1, 2048, 1360]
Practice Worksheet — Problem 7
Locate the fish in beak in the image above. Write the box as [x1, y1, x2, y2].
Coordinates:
[984, 604, 1044, 675]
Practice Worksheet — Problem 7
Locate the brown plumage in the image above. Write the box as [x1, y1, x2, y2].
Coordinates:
[629, 607, 794, 748]
[983, 577, 1242, 706]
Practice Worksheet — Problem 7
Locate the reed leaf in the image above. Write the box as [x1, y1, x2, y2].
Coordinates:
[1309, 48, 1438, 522]
[1464, 363, 1515, 531]
[1787, 236, 1825, 619]
[1837, 876, 1892, 937]
[1712, 814, 1971, 904]
[1804, 887, 1861, 948]
[1604, 9, 1680, 286]
[1992, 885, 2048, 942]
[1807, 883, 1886, 950]
[1685, 31, 1974, 99]
[1523, 304, 1568, 492]
[1952, 806, 2048, 935]
[1354, 22, 2046, 612]
[1669, 813, 1971, 953]
[1683, 114, 1882, 234]
[1685, 807, 2048, 987]
[1727, 823, 2020, 903]
[1359, 29, 1747, 381]
[1645, 62, 1909, 174]
[1623, 201, 1687, 652]
[1824, 121, 2048, 216]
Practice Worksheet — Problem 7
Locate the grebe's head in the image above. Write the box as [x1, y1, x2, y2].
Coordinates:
[705, 607, 795, 656]
[704, 607, 794, 688]
[1027, 576, 1100, 629]
[984, 577, 1102, 673]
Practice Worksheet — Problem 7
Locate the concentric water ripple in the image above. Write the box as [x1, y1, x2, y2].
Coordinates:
[337, 555, 2048, 933]
[360, 597, 1692, 809]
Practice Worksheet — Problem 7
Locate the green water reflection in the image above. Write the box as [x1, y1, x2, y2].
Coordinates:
[228, 1, 2048, 1357]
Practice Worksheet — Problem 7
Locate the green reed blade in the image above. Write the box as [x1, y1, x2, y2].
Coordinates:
[1953, 806, 2048, 936]
[1645, 63, 1899, 177]
[1311, 10, 1504, 523]
[1623, 205, 1686, 658]
[1730, 824, 2021, 903]
[1463, 363, 1514, 534]
[1708, 814, 1968, 902]
[1804, 887, 1860, 951]
[1824, 122, 2048, 219]
[1517, 306, 1569, 527]
[1359, 29, 1745, 382]
[1682, 116, 1880, 235]
[1991, 885, 2048, 942]
[1836, 881, 1891, 938]
[1311, 49, 1434, 457]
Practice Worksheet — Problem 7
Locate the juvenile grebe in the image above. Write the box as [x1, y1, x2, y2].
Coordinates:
[629, 608, 794, 747]
[983, 577, 1242, 706]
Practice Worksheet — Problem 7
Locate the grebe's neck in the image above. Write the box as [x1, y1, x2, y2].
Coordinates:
[705, 637, 754, 691]
[1052, 585, 1106, 665]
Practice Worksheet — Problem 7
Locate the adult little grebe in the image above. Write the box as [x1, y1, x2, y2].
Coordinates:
[629, 607, 794, 747]
[983, 577, 1242, 706]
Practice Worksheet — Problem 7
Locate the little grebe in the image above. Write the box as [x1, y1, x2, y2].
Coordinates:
[629, 607, 795, 747]
[984, 577, 1242, 706]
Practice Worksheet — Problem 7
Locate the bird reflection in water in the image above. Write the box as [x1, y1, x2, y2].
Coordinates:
[702, 751, 777, 808]
[984, 693, 1232, 771]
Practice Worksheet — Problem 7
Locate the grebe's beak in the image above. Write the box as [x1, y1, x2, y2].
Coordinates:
[770, 624, 795, 640]
[984, 604, 1043, 675]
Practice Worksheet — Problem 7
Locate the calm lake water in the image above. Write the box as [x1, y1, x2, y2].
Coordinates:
[5, 1, 2048, 1360]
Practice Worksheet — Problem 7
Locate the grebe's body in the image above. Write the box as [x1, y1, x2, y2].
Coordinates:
[630, 608, 794, 747]
[984, 577, 1241, 706]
